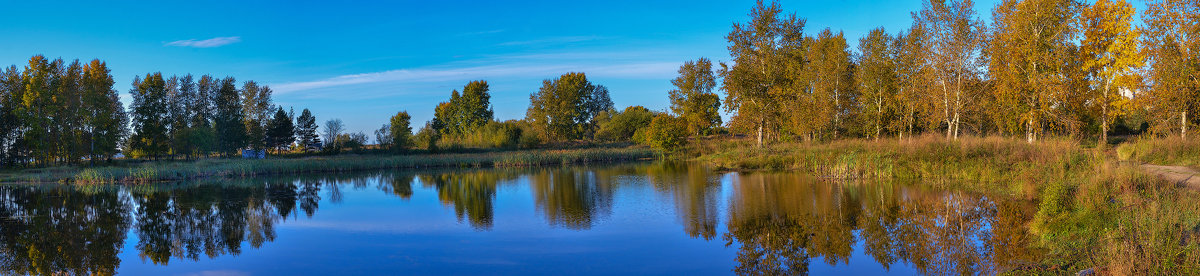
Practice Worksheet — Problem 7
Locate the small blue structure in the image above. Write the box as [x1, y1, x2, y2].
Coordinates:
[241, 149, 266, 159]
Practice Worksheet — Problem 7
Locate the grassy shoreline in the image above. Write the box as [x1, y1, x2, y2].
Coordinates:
[0, 146, 656, 185]
[687, 135, 1200, 274]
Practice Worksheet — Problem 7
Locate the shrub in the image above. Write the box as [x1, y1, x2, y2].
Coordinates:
[596, 106, 658, 142]
[641, 114, 688, 153]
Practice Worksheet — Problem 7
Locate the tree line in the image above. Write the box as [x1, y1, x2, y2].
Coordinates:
[722, 0, 1198, 146]
[0, 55, 328, 167]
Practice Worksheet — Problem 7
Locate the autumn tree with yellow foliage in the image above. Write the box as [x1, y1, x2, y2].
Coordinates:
[1142, 0, 1200, 138]
[986, 0, 1078, 143]
[1079, 0, 1144, 144]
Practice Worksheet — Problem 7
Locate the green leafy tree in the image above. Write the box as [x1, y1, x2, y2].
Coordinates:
[294, 108, 320, 150]
[525, 72, 613, 141]
[213, 77, 246, 156]
[265, 107, 295, 153]
[987, 0, 1078, 143]
[808, 28, 857, 139]
[128, 73, 171, 159]
[389, 111, 413, 151]
[669, 58, 722, 136]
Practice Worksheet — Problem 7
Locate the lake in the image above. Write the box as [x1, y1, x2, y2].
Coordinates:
[0, 162, 1042, 275]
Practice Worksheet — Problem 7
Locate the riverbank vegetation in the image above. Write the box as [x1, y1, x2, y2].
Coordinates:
[689, 135, 1200, 274]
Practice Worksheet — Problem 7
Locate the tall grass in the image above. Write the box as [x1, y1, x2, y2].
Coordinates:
[691, 134, 1200, 274]
[0, 146, 654, 185]
[1116, 136, 1200, 168]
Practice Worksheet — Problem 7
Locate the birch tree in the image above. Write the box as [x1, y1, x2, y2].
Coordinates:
[721, 0, 805, 146]
[918, 0, 987, 140]
[1142, 0, 1200, 138]
[1079, 0, 1144, 144]
[856, 27, 897, 140]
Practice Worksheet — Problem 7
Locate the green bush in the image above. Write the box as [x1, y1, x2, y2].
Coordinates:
[641, 114, 688, 153]
[596, 106, 658, 142]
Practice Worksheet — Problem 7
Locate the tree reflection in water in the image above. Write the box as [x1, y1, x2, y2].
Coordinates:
[0, 164, 1040, 275]
[722, 172, 1040, 275]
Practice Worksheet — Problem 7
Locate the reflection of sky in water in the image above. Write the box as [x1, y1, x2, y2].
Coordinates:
[0, 163, 1035, 275]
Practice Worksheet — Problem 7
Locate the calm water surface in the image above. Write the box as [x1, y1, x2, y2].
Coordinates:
[0, 162, 1042, 275]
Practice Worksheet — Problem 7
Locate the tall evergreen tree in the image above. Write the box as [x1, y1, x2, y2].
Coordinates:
[294, 108, 320, 150]
[265, 107, 295, 153]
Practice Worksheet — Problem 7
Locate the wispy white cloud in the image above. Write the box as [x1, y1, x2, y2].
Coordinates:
[459, 29, 506, 36]
[498, 36, 606, 46]
[273, 61, 678, 95]
[165, 36, 242, 48]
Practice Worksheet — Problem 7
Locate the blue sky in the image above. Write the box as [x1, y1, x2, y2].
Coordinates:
[0, 0, 1046, 134]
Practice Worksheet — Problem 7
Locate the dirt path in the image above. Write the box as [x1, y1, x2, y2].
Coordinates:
[1140, 164, 1200, 191]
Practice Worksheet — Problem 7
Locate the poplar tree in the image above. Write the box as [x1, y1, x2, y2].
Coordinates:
[0, 66, 21, 166]
[894, 24, 934, 140]
[808, 29, 856, 139]
[19, 56, 57, 164]
[214, 77, 246, 155]
[81, 60, 126, 162]
[128, 73, 170, 159]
